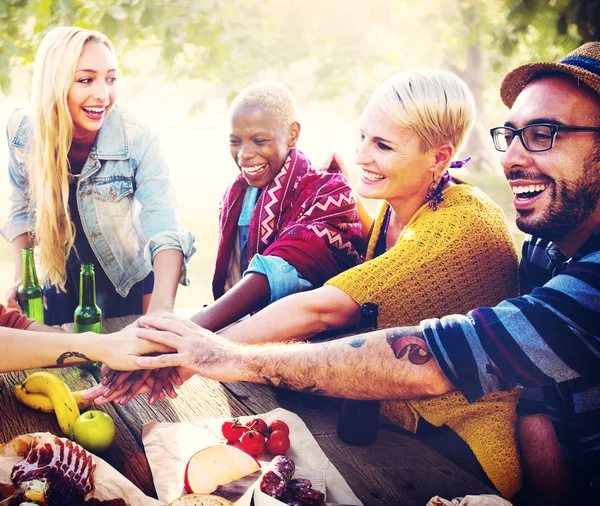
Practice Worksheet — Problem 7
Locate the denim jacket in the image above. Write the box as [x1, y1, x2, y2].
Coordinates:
[1, 107, 195, 297]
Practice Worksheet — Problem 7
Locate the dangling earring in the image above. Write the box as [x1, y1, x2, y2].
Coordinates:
[425, 171, 450, 211]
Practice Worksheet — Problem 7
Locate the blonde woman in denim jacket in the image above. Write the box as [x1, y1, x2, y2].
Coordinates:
[1, 26, 195, 325]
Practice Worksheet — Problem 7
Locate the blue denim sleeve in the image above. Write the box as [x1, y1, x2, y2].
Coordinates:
[1, 110, 32, 242]
[244, 254, 313, 303]
[132, 130, 196, 283]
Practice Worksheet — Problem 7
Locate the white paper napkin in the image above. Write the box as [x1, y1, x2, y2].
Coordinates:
[142, 407, 362, 506]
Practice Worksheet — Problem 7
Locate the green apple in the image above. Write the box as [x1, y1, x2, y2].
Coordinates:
[72, 410, 116, 453]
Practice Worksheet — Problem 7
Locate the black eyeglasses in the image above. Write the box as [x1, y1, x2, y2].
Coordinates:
[490, 123, 600, 152]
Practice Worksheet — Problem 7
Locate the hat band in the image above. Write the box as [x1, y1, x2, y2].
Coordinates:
[559, 55, 600, 76]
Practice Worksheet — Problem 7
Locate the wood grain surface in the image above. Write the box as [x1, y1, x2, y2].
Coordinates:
[0, 315, 497, 505]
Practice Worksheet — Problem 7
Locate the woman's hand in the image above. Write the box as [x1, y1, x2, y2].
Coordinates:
[94, 325, 175, 371]
[6, 281, 21, 310]
[83, 368, 153, 405]
[134, 313, 241, 382]
[318, 152, 352, 180]
[84, 366, 189, 405]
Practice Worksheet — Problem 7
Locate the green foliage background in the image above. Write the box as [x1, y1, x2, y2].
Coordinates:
[0, 0, 597, 307]
[1, 0, 596, 101]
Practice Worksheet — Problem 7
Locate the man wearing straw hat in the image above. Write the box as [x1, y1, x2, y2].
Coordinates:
[96, 43, 600, 505]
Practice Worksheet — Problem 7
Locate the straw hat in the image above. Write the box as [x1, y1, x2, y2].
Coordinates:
[500, 42, 600, 108]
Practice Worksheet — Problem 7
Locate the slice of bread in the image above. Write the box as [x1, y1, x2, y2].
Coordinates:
[168, 494, 235, 506]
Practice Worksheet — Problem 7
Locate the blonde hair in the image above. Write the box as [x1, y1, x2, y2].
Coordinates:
[369, 69, 475, 157]
[230, 81, 297, 129]
[27, 26, 115, 291]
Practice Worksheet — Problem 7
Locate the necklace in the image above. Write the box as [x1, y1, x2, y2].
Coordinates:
[381, 206, 395, 252]
[67, 172, 81, 184]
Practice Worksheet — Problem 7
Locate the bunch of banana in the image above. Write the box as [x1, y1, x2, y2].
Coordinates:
[13, 371, 90, 439]
[13, 386, 92, 413]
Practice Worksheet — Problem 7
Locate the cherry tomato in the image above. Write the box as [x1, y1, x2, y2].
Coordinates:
[266, 430, 291, 455]
[268, 419, 290, 437]
[245, 417, 268, 435]
[221, 419, 247, 442]
[241, 430, 266, 456]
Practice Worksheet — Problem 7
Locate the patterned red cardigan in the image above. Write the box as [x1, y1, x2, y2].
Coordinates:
[213, 148, 362, 299]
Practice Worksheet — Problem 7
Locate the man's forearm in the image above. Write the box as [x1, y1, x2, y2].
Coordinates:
[200, 326, 455, 400]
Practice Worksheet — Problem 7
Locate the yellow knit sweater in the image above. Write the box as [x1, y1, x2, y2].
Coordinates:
[326, 183, 521, 498]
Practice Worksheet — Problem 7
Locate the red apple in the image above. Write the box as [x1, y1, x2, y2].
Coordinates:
[184, 444, 261, 494]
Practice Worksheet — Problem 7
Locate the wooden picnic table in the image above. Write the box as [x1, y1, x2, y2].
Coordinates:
[0, 315, 496, 505]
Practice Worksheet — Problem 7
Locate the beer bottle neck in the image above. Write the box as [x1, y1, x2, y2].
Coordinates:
[21, 248, 40, 287]
[79, 268, 97, 307]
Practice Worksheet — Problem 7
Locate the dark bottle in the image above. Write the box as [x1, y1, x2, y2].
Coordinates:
[74, 263, 102, 334]
[337, 302, 380, 446]
[18, 248, 44, 323]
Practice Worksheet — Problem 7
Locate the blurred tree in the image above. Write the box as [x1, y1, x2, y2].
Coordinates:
[0, 0, 596, 172]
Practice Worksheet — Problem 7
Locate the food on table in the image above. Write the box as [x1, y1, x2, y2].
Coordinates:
[0, 477, 49, 505]
[259, 457, 325, 505]
[13, 385, 92, 414]
[244, 418, 268, 435]
[268, 420, 290, 437]
[259, 456, 295, 498]
[13, 372, 115, 453]
[84, 500, 127, 505]
[11, 433, 95, 506]
[0, 434, 130, 506]
[0, 484, 128, 506]
[13, 372, 81, 438]
[285, 483, 325, 505]
[184, 445, 261, 495]
[72, 411, 116, 453]
[220, 420, 248, 443]
[265, 430, 290, 456]
[221, 417, 291, 456]
[168, 494, 234, 505]
[240, 431, 266, 457]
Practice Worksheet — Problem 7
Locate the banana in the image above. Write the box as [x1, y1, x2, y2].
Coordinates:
[13, 385, 54, 413]
[13, 385, 92, 413]
[21, 371, 81, 438]
[73, 390, 93, 411]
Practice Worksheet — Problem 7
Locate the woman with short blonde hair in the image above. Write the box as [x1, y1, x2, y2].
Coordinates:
[372, 69, 475, 154]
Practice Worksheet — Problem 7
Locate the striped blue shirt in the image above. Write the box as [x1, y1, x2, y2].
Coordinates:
[422, 226, 600, 498]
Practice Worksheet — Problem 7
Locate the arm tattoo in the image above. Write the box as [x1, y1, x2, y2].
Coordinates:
[385, 328, 432, 365]
[347, 338, 366, 349]
[262, 376, 325, 395]
[56, 351, 92, 365]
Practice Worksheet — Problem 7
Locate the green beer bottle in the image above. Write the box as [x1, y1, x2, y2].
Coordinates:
[74, 263, 102, 334]
[18, 248, 44, 323]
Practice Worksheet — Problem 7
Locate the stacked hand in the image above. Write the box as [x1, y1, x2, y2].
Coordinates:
[84, 313, 238, 405]
[84, 366, 187, 405]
